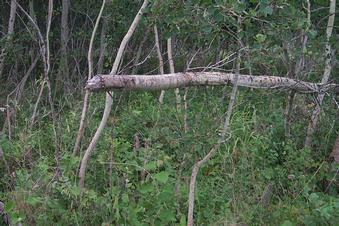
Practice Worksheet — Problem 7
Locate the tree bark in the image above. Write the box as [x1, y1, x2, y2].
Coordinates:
[131, 27, 150, 74]
[326, 134, 339, 190]
[58, 0, 70, 81]
[167, 37, 181, 112]
[97, 16, 108, 74]
[73, 0, 107, 157]
[15, 54, 39, 105]
[14, 0, 57, 166]
[86, 72, 336, 93]
[153, 25, 165, 103]
[329, 134, 339, 169]
[78, 0, 149, 189]
[284, 90, 295, 140]
[0, 0, 17, 78]
[188, 18, 242, 225]
[305, 0, 336, 148]
[284, 0, 311, 141]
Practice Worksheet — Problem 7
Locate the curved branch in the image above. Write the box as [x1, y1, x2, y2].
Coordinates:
[78, 0, 149, 189]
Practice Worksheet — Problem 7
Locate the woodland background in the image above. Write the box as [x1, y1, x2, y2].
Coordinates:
[0, 0, 338, 225]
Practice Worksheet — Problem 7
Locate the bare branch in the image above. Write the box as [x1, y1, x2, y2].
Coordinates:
[86, 72, 337, 93]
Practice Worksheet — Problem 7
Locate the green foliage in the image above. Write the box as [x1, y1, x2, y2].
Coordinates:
[301, 190, 339, 225]
[1, 87, 337, 225]
[0, 0, 338, 225]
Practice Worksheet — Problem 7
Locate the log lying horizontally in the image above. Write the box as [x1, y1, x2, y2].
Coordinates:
[85, 72, 337, 93]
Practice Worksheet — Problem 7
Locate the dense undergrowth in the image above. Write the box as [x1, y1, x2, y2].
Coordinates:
[1, 84, 338, 225]
[0, 0, 338, 225]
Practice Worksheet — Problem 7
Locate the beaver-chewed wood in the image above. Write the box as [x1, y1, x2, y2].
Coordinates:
[85, 72, 337, 93]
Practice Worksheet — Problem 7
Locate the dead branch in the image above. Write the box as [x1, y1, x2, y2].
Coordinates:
[86, 72, 337, 93]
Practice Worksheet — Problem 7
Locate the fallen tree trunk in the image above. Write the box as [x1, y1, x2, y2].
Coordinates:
[86, 72, 337, 93]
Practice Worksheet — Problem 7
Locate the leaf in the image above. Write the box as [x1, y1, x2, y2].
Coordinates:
[261, 6, 273, 15]
[158, 192, 172, 202]
[72, 186, 81, 196]
[202, 26, 212, 33]
[132, 110, 142, 115]
[256, 34, 266, 43]
[27, 197, 43, 207]
[144, 161, 157, 170]
[207, 6, 215, 15]
[238, 31, 244, 40]
[159, 208, 176, 222]
[332, 163, 339, 169]
[139, 182, 154, 194]
[280, 220, 293, 226]
[141, 7, 149, 13]
[18, 212, 25, 219]
[113, 196, 119, 210]
[4, 201, 15, 212]
[213, 13, 224, 22]
[180, 215, 186, 226]
[122, 194, 129, 203]
[155, 171, 169, 183]
[307, 29, 317, 38]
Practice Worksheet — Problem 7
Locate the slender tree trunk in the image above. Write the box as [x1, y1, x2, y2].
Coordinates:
[13, 0, 55, 130]
[175, 153, 187, 215]
[154, 25, 166, 103]
[184, 87, 189, 133]
[284, 90, 295, 140]
[0, 143, 11, 178]
[16, 54, 39, 104]
[187, 64, 240, 226]
[154, 25, 165, 104]
[78, 0, 149, 189]
[15, 0, 56, 165]
[3, 53, 39, 143]
[187, 17, 242, 226]
[141, 141, 150, 182]
[0, 0, 17, 78]
[14, 0, 49, 129]
[109, 93, 123, 190]
[73, 0, 107, 157]
[58, 0, 70, 82]
[284, 0, 311, 141]
[329, 134, 339, 169]
[132, 26, 150, 74]
[28, 0, 35, 21]
[97, 16, 108, 74]
[325, 134, 339, 191]
[305, 0, 336, 148]
[167, 37, 181, 112]
[45, 0, 61, 162]
[28, 0, 38, 64]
